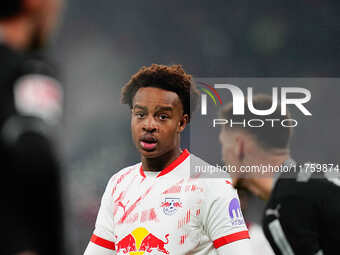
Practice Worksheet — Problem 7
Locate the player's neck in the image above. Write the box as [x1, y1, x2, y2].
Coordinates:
[252, 148, 290, 167]
[247, 151, 289, 200]
[0, 17, 34, 51]
[253, 157, 289, 169]
[247, 178, 274, 201]
[141, 147, 182, 172]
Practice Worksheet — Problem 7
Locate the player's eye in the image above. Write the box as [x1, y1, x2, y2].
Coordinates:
[135, 112, 145, 119]
[159, 114, 169, 120]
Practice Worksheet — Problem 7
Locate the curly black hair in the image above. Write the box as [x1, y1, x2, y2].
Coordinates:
[121, 64, 200, 122]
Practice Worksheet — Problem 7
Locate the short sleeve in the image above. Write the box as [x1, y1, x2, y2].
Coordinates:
[201, 179, 250, 250]
[89, 177, 116, 252]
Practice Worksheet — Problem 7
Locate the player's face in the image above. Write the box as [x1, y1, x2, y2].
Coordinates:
[131, 87, 187, 158]
[31, 0, 64, 49]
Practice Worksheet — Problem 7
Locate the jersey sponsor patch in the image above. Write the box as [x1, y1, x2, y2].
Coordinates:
[228, 198, 245, 226]
[14, 74, 63, 124]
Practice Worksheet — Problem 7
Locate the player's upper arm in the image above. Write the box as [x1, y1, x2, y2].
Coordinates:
[201, 178, 252, 254]
[84, 176, 117, 255]
[84, 241, 116, 255]
[263, 197, 321, 255]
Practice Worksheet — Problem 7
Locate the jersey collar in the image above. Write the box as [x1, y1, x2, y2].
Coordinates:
[139, 149, 190, 178]
[273, 158, 297, 187]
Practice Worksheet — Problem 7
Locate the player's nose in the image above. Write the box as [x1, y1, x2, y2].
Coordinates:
[142, 116, 157, 132]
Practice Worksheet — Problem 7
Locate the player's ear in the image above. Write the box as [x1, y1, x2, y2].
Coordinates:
[177, 114, 188, 133]
[235, 135, 245, 162]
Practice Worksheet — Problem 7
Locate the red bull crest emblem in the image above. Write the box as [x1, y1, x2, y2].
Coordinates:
[116, 227, 170, 254]
[161, 198, 182, 216]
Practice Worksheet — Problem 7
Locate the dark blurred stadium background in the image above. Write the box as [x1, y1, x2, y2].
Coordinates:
[51, 1, 340, 253]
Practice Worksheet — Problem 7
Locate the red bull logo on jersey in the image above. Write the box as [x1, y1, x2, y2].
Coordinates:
[161, 198, 182, 216]
[116, 227, 170, 254]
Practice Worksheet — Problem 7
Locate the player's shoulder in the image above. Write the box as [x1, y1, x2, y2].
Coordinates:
[274, 167, 331, 204]
[189, 153, 235, 194]
[107, 162, 142, 187]
[277, 161, 339, 190]
[0, 45, 63, 125]
[200, 177, 235, 197]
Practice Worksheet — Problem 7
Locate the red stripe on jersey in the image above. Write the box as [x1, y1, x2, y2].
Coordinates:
[119, 186, 152, 224]
[90, 234, 115, 250]
[139, 149, 190, 178]
[140, 165, 146, 178]
[213, 231, 250, 249]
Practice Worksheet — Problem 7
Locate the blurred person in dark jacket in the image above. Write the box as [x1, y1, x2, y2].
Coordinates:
[0, 0, 65, 254]
[219, 94, 340, 255]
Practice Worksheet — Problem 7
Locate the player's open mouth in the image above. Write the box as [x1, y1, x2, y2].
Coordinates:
[140, 136, 158, 151]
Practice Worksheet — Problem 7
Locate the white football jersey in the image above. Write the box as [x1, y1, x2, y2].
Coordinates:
[84, 149, 250, 255]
